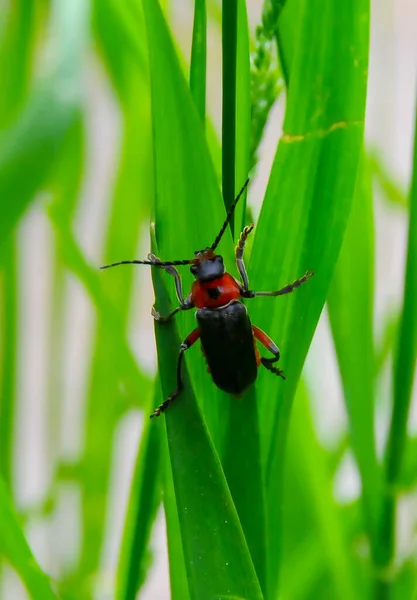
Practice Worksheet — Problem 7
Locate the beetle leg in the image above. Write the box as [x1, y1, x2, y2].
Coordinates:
[252, 325, 286, 380]
[150, 328, 200, 418]
[148, 253, 194, 322]
[147, 253, 187, 303]
[151, 299, 193, 323]
[249, 270, 314, 297]
[235, 224, 254, 292]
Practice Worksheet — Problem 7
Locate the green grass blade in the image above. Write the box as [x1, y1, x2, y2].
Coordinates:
[0, 477, 59, 600]
[0, 0, 37, 124]
[275, 0, 296, 85]
[142, 1, 264, 596]
[374, 311, 399, 377]
[222, 3, 267, 593]
[377, 91, 417, 593]
[221, 388, 267, 595]
[281, 382, 362, 600]
[399, 436, 417, 491]
[327, 155, 381, 545]
[142, 1, 226, 257]
[0, 0, 89, 247]
[222, 0, 238, 222]
[97, 0, 147, 80]
[116, 404, 162, 600]
[246, 0, 369, 592]
[256, 0, 369, 469]
[234, 0, 250, 230]
[151, 257, 263, 600]
[368, 150, 407, 209]
[141, 0, 234, 452]
[190, 0, 207, 121]
[162, 429, 190, 600]
[235, 0, 250, 180]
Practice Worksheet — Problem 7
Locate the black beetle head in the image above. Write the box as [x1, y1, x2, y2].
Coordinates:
[190, 249, 225, 282]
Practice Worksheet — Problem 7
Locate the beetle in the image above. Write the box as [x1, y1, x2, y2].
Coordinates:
[101, 179, 313, 418]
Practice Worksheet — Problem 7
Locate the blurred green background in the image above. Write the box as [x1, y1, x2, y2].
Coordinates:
[0, 1, 416, 599]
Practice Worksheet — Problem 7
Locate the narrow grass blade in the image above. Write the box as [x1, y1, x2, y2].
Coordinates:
[377, 90, 417, 593]
[222, 0, 238, 223]
[221, 387, 267, 595]
[328, 155, 381, 544]
[280, 382, 362, 600]
[368, 151, 407, 209]
[221, 3, 267, 593]
[374, 311, 399, 377]
[0, 477, 59, 600]
[116, 404, 162, 600]
[234, 0, 250, 231]
[190, 0, 207, 122]
[162, 419, 190, 600]
[399, 436, 417, 490]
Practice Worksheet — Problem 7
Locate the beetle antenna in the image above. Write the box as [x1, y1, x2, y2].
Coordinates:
[100, 259, 193, 270]
[210, 178, 250, 251]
